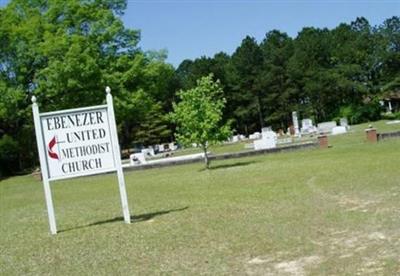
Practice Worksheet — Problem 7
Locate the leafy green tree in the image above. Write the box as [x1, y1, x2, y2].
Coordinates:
[259, 30, 294, 128]
[176, 53, 234, 125]
[378, 16, 400, 92]
[176, 57, 214, 90]
[0, 0, 176, 172]
[176, 53, 230, 91]
[108, 52, 176, 147]
[170, 74, 231, 169]
[132, 103, 172, 146]
[230, 36, 264, 134]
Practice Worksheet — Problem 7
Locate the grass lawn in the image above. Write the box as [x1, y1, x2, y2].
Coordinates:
[1, 121, 399, 275]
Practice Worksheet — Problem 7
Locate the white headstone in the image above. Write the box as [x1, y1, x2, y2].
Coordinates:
[141, 147, 155, 157]
[292, 111, 300, 136]
[262, 127, 272, 133]
[302, 118, 313, 128]
[301, 118, 316, 134]
[232, 135, 239, 143]
[340, 118, 348, 128]
[331, 126, 347, 135]
[249, 132, 261, 140]
[254, 130, 277, 150]
[130, 153, 147, 165]
[317, 121, 337, 134]
[168, 142, 177, 151]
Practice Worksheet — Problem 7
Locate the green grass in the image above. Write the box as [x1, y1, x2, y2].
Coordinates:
[1, 120, 400, 275]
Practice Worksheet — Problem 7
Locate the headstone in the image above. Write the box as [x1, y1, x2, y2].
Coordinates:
[301, 118, 317, 134]
[317, 121, 337, 134]
[292, 111, 300, 136]
[232, 135, 239, 143]
[130, 153, 147, 165]
[249, 132, 261, 140]
[302, 118, 313, 128]
[262, 127, 272, 133]
[141, 147, 155, 157]
[261, 127, 273, 138]
[254, 130, 277, 150]
[169, 142, 177, 151]
[340, 118, 349, 128]
[331, 126, 347, 135]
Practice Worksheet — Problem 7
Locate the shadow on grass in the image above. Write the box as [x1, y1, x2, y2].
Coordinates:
[59, 206, 189, 233]
[199, 160, 258, 172]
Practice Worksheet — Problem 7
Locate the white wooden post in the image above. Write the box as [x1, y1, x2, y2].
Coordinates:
[106, 87, 131, 223]
[31, 96, 57, 235]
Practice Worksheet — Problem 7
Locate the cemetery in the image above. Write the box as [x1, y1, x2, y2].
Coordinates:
[123, 111, 353, 170]
[1, 120, 399, 275]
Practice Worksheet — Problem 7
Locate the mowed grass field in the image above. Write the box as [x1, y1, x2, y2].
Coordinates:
[1, 121, 399, 275]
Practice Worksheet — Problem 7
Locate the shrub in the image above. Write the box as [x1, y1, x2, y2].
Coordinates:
[338, 102, 382, 125]
[0, 135, 19, 177]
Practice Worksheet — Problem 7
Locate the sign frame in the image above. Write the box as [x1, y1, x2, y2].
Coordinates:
[32, 87, 131, 235]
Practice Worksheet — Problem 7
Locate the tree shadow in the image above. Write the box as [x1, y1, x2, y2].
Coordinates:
[199, 161, 258, 171]
[58, 206, 189, 233]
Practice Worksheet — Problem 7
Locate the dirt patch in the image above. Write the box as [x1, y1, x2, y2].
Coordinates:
[274, 256, 321, 275]
[306, 176, 382, 213]
[248, 257, 273, 265]
[356, 259, 385, 275]
[368, 232, 386, 241]
[337, 196, 379, 212]
[246, 254, 321, 276]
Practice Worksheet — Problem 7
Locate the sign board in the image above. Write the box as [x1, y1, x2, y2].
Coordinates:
[40, 106, 115, 180]
[32, 87, 131, 235]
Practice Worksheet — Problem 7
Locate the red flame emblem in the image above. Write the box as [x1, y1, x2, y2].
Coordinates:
[48, 136, 59, 160]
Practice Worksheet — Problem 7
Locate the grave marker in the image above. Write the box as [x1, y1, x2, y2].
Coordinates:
[292, 111, 300, 137]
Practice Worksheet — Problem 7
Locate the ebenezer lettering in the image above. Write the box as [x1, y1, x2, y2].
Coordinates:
[46, 111, 104, 130]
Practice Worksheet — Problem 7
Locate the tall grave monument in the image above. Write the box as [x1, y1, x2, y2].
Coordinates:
[292, 111, 300, 137]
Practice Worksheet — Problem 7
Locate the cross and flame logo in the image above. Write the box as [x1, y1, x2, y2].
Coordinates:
[47, 136, 59, 160]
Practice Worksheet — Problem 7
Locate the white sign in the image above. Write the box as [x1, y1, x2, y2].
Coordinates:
[40, 106, 115, 180]
[32, 87, 131, 235]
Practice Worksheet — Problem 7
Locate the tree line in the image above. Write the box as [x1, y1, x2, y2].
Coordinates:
[177, 16, 399, 134]
[0, 0, 399, 176]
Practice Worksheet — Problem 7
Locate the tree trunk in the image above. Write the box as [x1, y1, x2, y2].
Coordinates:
[257, 96, 264, 129]
[203, 145, 210, 169]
